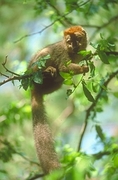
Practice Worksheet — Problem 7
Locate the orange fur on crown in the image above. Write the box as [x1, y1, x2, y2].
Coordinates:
[64, 26, 85, 35]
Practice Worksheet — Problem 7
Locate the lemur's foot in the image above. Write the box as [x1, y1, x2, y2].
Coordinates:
[43, 66, 57, 78]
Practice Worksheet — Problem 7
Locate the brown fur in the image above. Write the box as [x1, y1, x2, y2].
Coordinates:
[28, 26, 88, 173]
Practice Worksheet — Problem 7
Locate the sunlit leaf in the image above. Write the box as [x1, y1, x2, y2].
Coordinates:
[65, 60, 72, 66]
[89, 61, 95, 77]
[113, 154, 118, 167]
[78, 50, 93, 60]
[92, 82, 98, 93]
[60, 72, 72, 79]
[113, 92, 118, 98]
[63, 79, 73, 85]
[60, 72, 73, 85]
[78, 50, 92, 56]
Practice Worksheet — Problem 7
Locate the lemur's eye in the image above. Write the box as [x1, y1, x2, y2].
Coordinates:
[66, 35, 72, 44]
[76, 36, 82, 42]
[67, 39, 71, 44]
[65, 35, 71, 44]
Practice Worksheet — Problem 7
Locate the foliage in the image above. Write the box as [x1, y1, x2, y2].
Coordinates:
[0, 0, 118, 179]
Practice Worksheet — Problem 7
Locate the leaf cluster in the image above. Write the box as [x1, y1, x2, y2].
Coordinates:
[20, 54, 50, 90]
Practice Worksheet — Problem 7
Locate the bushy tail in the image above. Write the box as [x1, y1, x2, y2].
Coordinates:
[31, 87, 60, 174]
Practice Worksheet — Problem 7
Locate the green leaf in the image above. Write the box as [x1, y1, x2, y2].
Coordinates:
[63, 79, 73, 85]
[92, 82, 98, 93]
[66, 89, 73, 97]
[37, 54, 51, 69]
[113, 92, 118, 98]
[60, 72, 72, 79]
[113, 154, 118, 168]
[21, 78, 29, 90]
[78, 50, 93, 60]
[95, 125, 105, 141]
[65, 60, 72, 67]
[89, 61, 95, 77]
[96, 107, 103, 112]
[33, 71, 43, 84]
[82, 82, 94, 102]
[60, 72, 73, 85]
[78, 50, 92, 56]
[97, 49, 109, 64]
[31, 54, 50, 70]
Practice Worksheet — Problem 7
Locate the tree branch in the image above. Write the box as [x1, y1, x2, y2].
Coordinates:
[93, 148, 118, 160]
[47, 0, 90, 27]
[27, 173, 45, 180]
[1, 51, 118, 86]
[0, 71, 33, 86]
[0, 139, 39, 166]
[0, 57, 34, 86]
[90, 15, 118, 40]
[47, 2, 70, 27]
[2, 56, 20, 76]
[78, 69, 118, 151]
[14, 0, 90, 43]
[14, 11, 71, 43]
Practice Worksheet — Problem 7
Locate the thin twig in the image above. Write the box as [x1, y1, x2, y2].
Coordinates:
[48, 0, 90, 27]
[27, 173, 45, 180]
[47, 2, 69, 27]
[17, 152, 39, 166]
[92, 148, 118, 160]
[14, 11, 71, 43]
[0, 72, 9, 78]
[2, 56, 20, 76]
[0, 139, 39, 166]
[0, 73, 32, 86]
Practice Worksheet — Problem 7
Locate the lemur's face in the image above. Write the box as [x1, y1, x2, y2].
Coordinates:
[64, 26, 87, 53]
